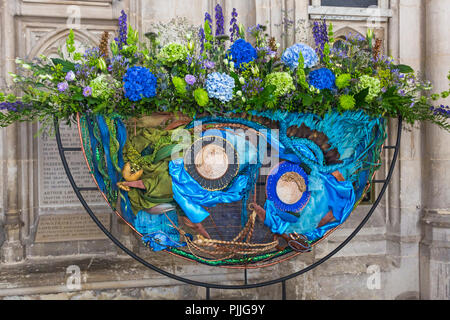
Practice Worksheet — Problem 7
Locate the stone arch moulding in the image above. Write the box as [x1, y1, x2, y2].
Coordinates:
[27, 28, 101, 59]
[333, 26, 366, 40]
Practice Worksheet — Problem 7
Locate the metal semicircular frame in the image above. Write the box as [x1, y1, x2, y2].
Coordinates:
[53, 115, 402, 299]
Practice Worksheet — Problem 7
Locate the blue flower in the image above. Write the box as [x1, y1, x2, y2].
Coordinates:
[281, 43, 318, 69]
[205, 72, 235, 103]
[115, 10, 128, 50]
[308, 68, 336, 90]
[123, 66, 157, 102]
[227, 39, 257, 69]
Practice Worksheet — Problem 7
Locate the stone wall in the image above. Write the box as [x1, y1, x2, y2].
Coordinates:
[0, 0, 448, 300]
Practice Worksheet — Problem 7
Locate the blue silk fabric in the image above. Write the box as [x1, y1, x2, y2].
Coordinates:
[263, 136, 356, 241]
[168, 124, 356, 242]
[135, 210, 185, 251]
[169, 128, 258, 224]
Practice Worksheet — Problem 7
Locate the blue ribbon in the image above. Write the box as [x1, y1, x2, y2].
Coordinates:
[85, 115, 106, 193]
[96, 115, 119, 190]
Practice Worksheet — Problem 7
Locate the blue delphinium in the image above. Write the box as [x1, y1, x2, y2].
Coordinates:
[308, 68, 336, 90]
[205, 72, 235, 103]
[123, 66, 157, 102]
[115, 10, 128, 50]
[281, 43, 318, 70]
[198, 27, 206, 53]
[215, 4, 225, 36]
[227, 38, 257, 69]
[312, 20, 329, 60]
[229, 8, 239, 42]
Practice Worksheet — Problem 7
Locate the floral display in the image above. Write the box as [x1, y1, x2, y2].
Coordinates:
[0, 5, 449, 132]
[0, 5, 449, 267]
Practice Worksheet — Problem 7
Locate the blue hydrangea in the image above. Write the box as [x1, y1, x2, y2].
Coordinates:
[205, 72, 235, 103]
[123, 66, 157, 101]
[281, 43, 318, 69]
[227, 38, 257, 69]
[308, 68, 336, 90]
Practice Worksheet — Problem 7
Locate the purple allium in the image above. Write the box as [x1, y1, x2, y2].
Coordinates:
[83, 86, 93, 97]
[115, 10, 128, 50]
[185, 74, 196, 85]
[229, 8, 239, 42]
[215, 4, 225, 36]
[65, 71, 76, 82]
[57, 81, 69, 92]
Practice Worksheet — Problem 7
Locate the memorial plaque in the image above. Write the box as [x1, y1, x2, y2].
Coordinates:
[38, 122, 105, 208]
[35, 213, 111, 243]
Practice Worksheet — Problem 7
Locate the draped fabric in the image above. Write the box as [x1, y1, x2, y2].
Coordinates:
[169, 158, 249, 223]
[80, 110, 385, 258]
[262, 137, 357, 241]
[123, 127, 175, 214]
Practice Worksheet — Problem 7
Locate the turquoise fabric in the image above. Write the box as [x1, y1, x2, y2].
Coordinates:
[169, 158, 249, 223]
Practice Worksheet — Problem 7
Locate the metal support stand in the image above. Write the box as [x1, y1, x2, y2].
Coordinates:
[54, 117, 402, 300]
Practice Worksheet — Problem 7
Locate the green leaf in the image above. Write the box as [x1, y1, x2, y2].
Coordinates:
[394, 64, 414, 74]
[300, 93, 313, 107]
[354, 88, 369, 105]
[51, 58, 75, 72]
[73, 93, 84, 101]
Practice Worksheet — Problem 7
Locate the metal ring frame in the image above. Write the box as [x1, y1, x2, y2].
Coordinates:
[54, 116, 402, 299]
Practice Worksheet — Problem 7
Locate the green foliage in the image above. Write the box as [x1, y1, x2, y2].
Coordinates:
[0, 13, 448, 134]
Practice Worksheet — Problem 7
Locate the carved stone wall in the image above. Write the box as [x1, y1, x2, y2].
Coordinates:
[0, 0, 448, 300]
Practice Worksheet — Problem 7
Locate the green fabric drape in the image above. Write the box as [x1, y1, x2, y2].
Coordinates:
[123, 127, 178, 214]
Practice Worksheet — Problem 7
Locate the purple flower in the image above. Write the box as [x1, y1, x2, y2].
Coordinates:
[65, 71, 75, 82]
[115, 10, 128, 50]
[205, 12, 212, 25]
[312, 20, 329, 60]
[185, 74, 196, 85]
[215, 4, 225, 36]
[430, 105, 450, 117]
[83, 86, 92, 97]
[229, 8, 239, 42]
[57, 81, 69, 92]
[198, 27, 206, 54]
[0, 101, 25, 112]
[204, 60, 215, 69]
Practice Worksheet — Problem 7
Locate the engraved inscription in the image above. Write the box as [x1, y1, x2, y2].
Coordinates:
[35, 213, 110, 243]
[38, 122, 104, 208]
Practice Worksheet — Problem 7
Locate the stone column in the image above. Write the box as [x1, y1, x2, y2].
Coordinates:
[382, 0, 425, 298]
[0, 0, 25, 263]
[420, 0, 450, 300]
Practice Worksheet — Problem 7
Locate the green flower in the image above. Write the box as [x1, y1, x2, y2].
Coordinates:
[265, 72, 295, 97]
[157, 43, 188, 65]
[339, 94, 356, 110]
[335, 73, 351, 89]
[194, 88, 209, 107]
[89, 75, 118, 99]
[358, 75, 381, 102]
[172, 76, 187, 95]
